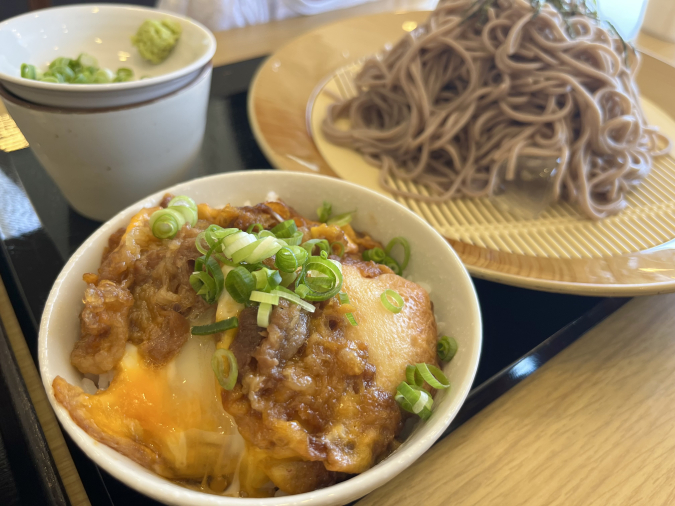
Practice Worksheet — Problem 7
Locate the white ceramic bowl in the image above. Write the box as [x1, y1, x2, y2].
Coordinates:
[38, 171, 482, 506]
[0, 64, 212, 222]
[0, 4, 216, 108]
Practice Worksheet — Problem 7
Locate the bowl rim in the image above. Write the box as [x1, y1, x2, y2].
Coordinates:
[0, 4, 216, 93]
[38, 170, 482, 506]
[0, 63, 212, 114]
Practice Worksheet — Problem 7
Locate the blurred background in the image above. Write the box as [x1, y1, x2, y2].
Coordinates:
[1, 0, 670, 41]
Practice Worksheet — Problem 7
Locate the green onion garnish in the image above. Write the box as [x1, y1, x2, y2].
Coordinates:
[270, 219, 298, 239]
[317, 201, 332, 222]
[395, 382, 433, 420]
[331, 241, 345, 257]
[295, 284, 310, 298]
[301, 239, 330, 256]
[345, 313, 358, 326]
[284, 230, 304, 246]
[21, 63, 36, 80]
[382, 256, 402, 275]
[326, 210, 355, 227]
[437, 336, 458, 362]
[279, 270, 298, 287]
[115, 68, 134, 82]
[270, 289, 316, 312]
[295, 257, 343, 301]
[275, 246, 309, 273]
[406, 364, 423, 387]
[257, 302, 273, 327]
[247, 223, 264, 234]
[385, 237, 411, 271]
[381, 289, 404, 313]
[212, 349, 238, 390]
[250, 290, 280, 305]
[362, 247, 386, 263]
[338, 292, 350, 305]
[415, 363, 450, 390]
[167, 195, 198, 227]
[21, 53, 135, 84]
[191, 316, 238, 336]
[149, 208, 186, 239]
[253, 268, 282, 292]
[225, 266, 256, 304]
[189, 257, 224, 304]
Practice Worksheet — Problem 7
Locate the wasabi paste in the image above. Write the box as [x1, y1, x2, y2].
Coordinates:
[131, 19, 182, 65]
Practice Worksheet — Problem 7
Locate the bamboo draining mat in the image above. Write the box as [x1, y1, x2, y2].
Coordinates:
[311, 65, 675, 261]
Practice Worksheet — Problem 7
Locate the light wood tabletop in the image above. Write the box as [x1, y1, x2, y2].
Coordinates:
[356, 292, 675, 506]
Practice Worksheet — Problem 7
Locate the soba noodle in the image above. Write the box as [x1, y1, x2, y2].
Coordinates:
[322, 0, 671, 219]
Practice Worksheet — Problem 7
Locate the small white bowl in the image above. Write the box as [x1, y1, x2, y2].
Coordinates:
[0, 4, 216, 109]
[38, 171, 482, 506]
[0, 64, 212, 221]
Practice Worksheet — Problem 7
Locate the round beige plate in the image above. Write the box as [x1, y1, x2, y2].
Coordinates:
[249, 11, 675, 296]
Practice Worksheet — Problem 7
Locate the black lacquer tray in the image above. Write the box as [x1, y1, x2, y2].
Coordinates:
[0, 60, 627, 506]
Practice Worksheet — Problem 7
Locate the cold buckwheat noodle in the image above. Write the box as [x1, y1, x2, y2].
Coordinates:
[322, 0, 671, 219]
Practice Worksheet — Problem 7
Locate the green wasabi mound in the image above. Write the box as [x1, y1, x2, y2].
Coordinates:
[132, 19, 182, 64]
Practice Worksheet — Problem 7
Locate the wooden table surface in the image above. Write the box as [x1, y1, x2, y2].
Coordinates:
[1, 4, 675, 506]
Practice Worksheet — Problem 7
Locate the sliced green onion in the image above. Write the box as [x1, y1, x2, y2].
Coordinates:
[190, 256, 224, 304]
[283, 230, 304, 246]
[270, 289, 316, 313]
[93, 68, 114, 83]
[21, 64, 37, 80]
[225, 266, 256, 303]
[331, 242, 345, 257]
[317, 201, 332, 222]
[190, 271, 215, 301]
[40, 76, 59, 83]
[191, 317, 239, 336]
[395, 382, 433, 420]
[345, 313, 358, 326]
[114, 67, 134, 82]
[327, 210, 355, 227]
[275, 246, 309, 273]
[270, 219, 298, 239]
[280, 270, 298, 287]
[382, 256, 402, 275]
[168, 195, 198, 226]
[302, 239, 330, 256]
[295, 284, 310, 298]
[250, 291, 280, 305]
[231, 238, 265, 264]
[257, 302, 273, 327]
[150, 208, 186, 239]
[295, 257, 343, 301]
[437, 336, 458, 362]
[338, 292, 350, 305]
[406, 364, 423, 387]
[257, 230, 276, 239]
[415, 363, 450, 390]
[229, 235, 284, 264]
[385, 237, 411, 271]
[247, 223, 264, 234]
[380, 289, 404, 313]
[169, 206, 197, 228]
[49, 57, 71, 69]
[253, 268, 282, 292]
[363, 247, 386, 263]
[212, 349, 238, 390]
[77, 53, 98, 68]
